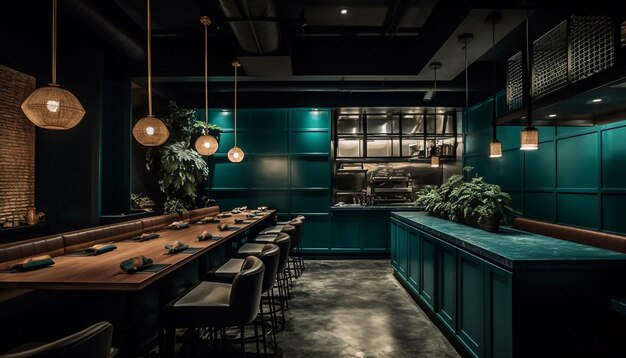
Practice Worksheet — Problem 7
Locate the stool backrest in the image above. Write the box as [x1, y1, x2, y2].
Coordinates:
[274, 233, 291, 273]
[0, 321, 113, 358]
[287, 219, 303, 247]
[258, 244, 280, 292]
[230, 256, 264, 324]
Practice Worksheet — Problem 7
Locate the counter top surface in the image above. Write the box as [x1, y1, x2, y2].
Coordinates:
[391, 211, 626, 269]
[331, 204, 422, 211]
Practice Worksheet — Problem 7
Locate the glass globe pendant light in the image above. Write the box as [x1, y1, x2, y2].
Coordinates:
[21, 0, 85, 129]
[227, 61, 244, 163]
[194, 16, 219, 156]
[132, 0, 169, 146]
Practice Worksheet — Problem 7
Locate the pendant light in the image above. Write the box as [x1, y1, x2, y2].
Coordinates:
[21, 0, 85, 129]
[430, 62, 441, 168]
[459, 33, 473, 163]
[132, 0, 169, 147]
[520, 10, 538, 150]
[227, 61, 244, 163]
[488, 13, 503, 158]
[194, 16, 219, 156]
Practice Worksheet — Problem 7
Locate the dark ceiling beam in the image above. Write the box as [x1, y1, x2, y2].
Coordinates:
[381, 0, 413, 36]
[294, 26, 421, 37]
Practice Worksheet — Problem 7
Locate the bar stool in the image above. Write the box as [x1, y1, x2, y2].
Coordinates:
[162, 256, 264, 357]
[289, 218, 306, 274]
[212, 244, 281, 355]
[280, 224, 298, 285]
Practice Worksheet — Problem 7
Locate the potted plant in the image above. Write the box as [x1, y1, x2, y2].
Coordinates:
[416, 166, 520, 232]
[131, 193, 155, 211]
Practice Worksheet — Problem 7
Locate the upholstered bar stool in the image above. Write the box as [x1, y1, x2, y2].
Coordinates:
[288, 218, 305, 274]
[211, 244, 280, 355]
[162, 256, 264, 357]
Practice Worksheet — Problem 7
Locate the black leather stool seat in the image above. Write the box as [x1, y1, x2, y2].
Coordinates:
[215, 259, 245, 275]
[254, 234, 279, 243]
[259, 225, 284, 235]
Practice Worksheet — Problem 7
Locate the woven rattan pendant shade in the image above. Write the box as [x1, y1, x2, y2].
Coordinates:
[21, 85, 85, 129]
[520, 127, 538, 150]
[195, 134, 218, 155]
[132, 115, 169, 146]
[430, 155, 440, 167]
[227, 146, 244, 163]
[132, 0, 169, 147]
[489, 139, 503, 157]
[22, 0, 84, 129]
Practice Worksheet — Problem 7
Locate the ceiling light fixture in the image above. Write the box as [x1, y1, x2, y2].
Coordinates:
[227, 61, 244, 163]
[591, 98, 603, 103]
[429, 62, 442, 168]
[488, 12, 502, 158]
[194, 16, 219, 156]
[21, 0, 85, 129]
[520, 10, 538, 151]
[340, 8, 348, 14]
[548, 113, 557, 118]
[132, 0, 169, 146]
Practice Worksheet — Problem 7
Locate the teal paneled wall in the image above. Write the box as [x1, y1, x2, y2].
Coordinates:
[466, 94, 626, 235]
[201, 108, 332, 251]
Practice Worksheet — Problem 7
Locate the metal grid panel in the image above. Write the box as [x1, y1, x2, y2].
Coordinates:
[570, 16, 615, 83]
[506, 51, 524, 111]
[533, 21, 568, 98]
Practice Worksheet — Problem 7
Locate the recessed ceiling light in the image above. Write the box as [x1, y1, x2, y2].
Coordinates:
[340, 8, 348, 14]
[591, 98, 603, 103]
[548, 114, 557, 118]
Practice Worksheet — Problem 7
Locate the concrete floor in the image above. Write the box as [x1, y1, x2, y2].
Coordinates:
[175, 259, 460, 357]
[275, 259, 460, 358]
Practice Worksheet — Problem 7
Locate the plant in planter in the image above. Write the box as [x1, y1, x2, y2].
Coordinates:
[146, 103, 220, 214]
[131, 193, 155, 211]
[416, 166, 520, 232]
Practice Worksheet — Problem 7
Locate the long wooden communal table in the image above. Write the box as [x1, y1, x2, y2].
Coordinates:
[0, 209, 276, 356]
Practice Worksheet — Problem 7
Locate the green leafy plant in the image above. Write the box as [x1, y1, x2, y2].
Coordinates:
[131, 193, 155, 210]
[163, 198, 188, 215]
[146, 103, 220, 211]
[416, 166, 520, 231]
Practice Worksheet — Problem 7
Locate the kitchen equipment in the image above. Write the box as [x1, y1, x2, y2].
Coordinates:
[370, 175, 413, 205]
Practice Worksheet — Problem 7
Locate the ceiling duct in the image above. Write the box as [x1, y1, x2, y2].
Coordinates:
[217, 0, 280, 54]
[63, 0, 145, 62]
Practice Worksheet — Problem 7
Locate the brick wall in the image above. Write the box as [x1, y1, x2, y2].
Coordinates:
[0, 64, 35, 222]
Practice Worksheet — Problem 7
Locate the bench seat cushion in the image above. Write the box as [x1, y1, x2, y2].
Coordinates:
[63, 221, 143, 252]
[140, 214, 181, 233]
[513, 217, 626, 254]
[185, 206, 220, 223]
[0, 235, 64, 270]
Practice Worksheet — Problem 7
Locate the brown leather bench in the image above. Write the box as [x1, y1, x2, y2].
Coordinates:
[185, 206, 220, 223]
[63, 220, 143, 253]
[0, 235, 65, 271]
[140, 214, 182, 233]
[513, 217, 626, 254]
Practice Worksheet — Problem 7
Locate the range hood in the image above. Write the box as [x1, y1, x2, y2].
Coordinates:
[498, 16, 626, 127]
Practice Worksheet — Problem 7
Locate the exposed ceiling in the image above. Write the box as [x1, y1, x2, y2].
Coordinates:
[3, 0, 624, 109]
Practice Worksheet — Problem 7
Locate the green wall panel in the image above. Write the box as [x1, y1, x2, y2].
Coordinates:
[602, 195, 626, 234]
[538, 126, 555, 142]
[212, 160, 250, 188]
[299, 215, 330, 251]
[557, 133, 598, 189]
[602, 125, 626, 188]
[331, 214, 361, 250]
[361, 214, 389, 251]
[215, 132, 235, 154]
[245, 109, 288, 130]
[488, 149, 523, 189]
[557, 193, 600, 230]
[524, 141, 555, 189]
[497, 126, 521, 150]
[212, 191, 251, 212]
[524, 192, 556, 222]
[290, 157, 330, 188]
[290, 109, 330, 130]
[290, 191, 330, 213]
[290, 132, 330, 154]
[509, 191, 524, 213]
[250, 190, 290, 210]
[250, 157, 289, 188]
[246, 131, 288, 154]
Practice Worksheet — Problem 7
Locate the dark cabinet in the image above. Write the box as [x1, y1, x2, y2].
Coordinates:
[436, 239, 457, 333]
[457, 250, 485, 358]
[390, 220, 398, 270]
[420, 233, 436, 310]
[407, 230, 420, 292]
[397, 224, 408, 279]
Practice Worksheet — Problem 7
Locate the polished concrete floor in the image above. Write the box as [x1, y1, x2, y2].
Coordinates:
[275, 259, 459, 358]
[175, 259, 459, 357]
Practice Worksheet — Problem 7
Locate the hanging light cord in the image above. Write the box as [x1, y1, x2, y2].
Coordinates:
[51, 0, 57, 85]
[524, 9, 532, 128]
[233, 61, 239, 146]
[492, 18, 497, 141]
[147, 0, 153, 116]
[202, 17, 210, 130]
[433, 65, 437, 153]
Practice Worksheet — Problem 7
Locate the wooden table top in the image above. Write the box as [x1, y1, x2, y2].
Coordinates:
[0, 209, 275, 291]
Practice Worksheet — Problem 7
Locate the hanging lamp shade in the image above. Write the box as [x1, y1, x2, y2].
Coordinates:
[195, 134, 219, 155]
[22, 0, 84, 129]
[489, 140, 503, 157]
[194, 16, 219, 156]
[133, 0, 169, 146]
[520, 127, 538, 150]
[132, 115, 169, 146]
[227, 146, 245, 163]
[430, 155, 440, 167]
[228, 60, 244, 163]
[21, 85, 85, 129]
